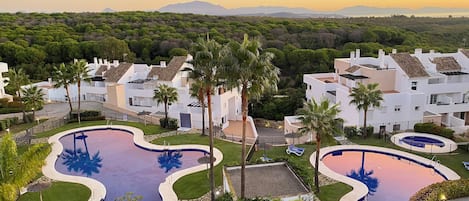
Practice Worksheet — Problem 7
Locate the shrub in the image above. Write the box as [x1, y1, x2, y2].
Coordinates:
[414, 122, 454, 139]
[68, 116, 105, 123]
[0, 98, 9, 107]
[0, 107, 22, 114]
[6, 101, 23, 108]
[344, 126, 358, 137]
[359, 126, 374, 137]
[410, 179, 469, 201]
[159, 118, 178, 129]
[215, 193, 233, 201]
[71, 110, 101, 119]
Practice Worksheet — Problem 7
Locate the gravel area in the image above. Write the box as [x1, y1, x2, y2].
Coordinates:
[226, 163, 309, 198]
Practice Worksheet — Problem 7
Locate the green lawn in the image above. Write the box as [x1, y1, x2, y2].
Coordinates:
[349, 136, 469, 179]
[318, 183, 353, 201]
[18, 182, 90, 201]
[152, 134, 242, 199]
[34, 120, 170, 138]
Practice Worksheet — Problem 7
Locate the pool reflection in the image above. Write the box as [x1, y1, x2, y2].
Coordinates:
[61, 132, 103, 176]
[346, 152, 379, 195]
[158, 150, 183, 173]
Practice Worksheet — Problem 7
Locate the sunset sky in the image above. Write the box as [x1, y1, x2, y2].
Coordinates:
[1, 0, 469, 12]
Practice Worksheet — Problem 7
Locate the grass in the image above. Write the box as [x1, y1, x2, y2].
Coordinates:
[34, 120, 170, 138]
[318, 183, 353, 201]
[152, 134, 241, 199]
[17, 182, 90, 201]
[349, 136, 469, 179]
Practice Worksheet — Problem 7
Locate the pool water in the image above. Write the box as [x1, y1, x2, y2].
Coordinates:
[55, 129, 206, 201]
[401, 136, 445, 148]
[322, 150, 445, 201]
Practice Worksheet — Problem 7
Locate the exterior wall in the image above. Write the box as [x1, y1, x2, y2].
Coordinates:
[334, 59, 350, 74]
[106, 84, 126, 108]
[359, 68, 397, 92]
[423, 115, 443, 126]
[0, 62, 8, 98]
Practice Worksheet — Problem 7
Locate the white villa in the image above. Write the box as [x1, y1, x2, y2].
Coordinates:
[286, 48, 469, 135]
[29, 56, 243, 130]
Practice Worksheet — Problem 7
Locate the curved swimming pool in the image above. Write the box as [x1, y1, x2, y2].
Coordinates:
[391, 132, 458, 153]
[54, 128, 207, 201]
[313, 145, 460, 201]
[401, 136, 444, 147]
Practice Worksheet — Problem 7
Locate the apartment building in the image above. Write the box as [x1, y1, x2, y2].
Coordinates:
[301, 48, 469, 133]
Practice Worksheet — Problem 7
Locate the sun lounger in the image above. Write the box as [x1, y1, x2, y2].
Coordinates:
[463, 162, 469, 170]
[286, 144, 305, 156]
[260, 154, 273, 162]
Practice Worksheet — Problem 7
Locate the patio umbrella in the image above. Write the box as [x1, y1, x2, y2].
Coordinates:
[27, 178, 52, 201]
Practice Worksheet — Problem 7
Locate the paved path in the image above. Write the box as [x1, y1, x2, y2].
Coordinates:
[256, 126, 286, 145]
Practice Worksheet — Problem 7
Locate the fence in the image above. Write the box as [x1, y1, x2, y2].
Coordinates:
[14, 116, 68, 145]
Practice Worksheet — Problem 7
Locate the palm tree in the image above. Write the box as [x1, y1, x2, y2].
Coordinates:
[153, 84, 178, 127]
[52, 63, 75, 116]
[222, 34, 279, 198]
[21, 85, 44, 123]
[5, 68, 29, 122]
[298, 99, 342, 193]
[0, 133, 51, 201]
[189, 79, 206, 135]
[71, 59, 91, 124]
[190, 38, 224, 201]
[349, 83, 383, 138]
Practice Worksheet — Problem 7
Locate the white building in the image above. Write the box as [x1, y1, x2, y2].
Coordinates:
[298, 48, 469, 134]
[34, 56, 243, 130]
[0, 62, 12, 101]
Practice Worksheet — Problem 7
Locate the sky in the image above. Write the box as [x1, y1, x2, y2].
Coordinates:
[1, 0, 469, 12]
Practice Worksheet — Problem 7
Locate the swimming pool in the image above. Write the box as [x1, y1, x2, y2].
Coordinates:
[391, 132, 457, 153]
[43, 125, 223, 201]
[312, 145, 460, 201]
[401, 136, 444, 147]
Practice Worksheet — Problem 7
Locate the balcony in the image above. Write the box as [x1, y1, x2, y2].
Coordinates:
[426, 102, 469, 114]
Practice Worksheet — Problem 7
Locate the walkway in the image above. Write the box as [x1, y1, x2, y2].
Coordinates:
[256, 126, 286, 145]
[223, 120, 256, 143]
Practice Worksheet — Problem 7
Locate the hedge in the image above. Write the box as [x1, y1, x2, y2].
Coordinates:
[69, 116, 106, 123]
[0, 117, 20, 131]
[159, 118, 178, 129]
[414, 122, 454, 139]
[71, 110, 102, 119]
[410, 179, 469, 201]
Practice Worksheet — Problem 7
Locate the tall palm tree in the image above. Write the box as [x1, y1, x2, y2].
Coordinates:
[222, 34, 279, 198]
[5, 68, 29, 122]
[71, 59, 91, 124]
[153, 84, 178, 127]
[349, 83, 383, 138]
[21, 85, 44, 123]
[52, 63, 75, 116]
[0, 133, 51, 201]
[189, 79, 206, 135]
[190, 38, 224, 201]
[298, 99, 342, 193]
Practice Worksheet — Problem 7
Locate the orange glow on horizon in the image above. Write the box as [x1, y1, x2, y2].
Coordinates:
[1, 0, 469, 12]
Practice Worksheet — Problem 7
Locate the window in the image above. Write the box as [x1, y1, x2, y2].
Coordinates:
[411, 81, 417, 90]
[393, 124, 401, 131]
[309, 85, 312, 90]
[430, 94, 437, 104]
[414, 106, 420, 111]
[394, 105, 401, 112]
[129, 97, 133, 106]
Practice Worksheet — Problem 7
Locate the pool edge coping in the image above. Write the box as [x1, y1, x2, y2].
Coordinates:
[42, 125, 224, 201]
[310, 145, 461, 201]
[390, 132, 458, 153]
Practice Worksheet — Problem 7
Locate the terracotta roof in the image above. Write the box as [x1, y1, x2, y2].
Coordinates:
[461, 49, 469, 58]
[95, 65, 109, 76]
[390, 53, 429, 78]
[345, 65, 361, 73]
[103, 63, 133, 83]
[432, 57, 461, 72]
[147, 56, 187, 81]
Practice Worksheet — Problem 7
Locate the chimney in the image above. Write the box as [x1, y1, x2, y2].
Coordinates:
[429, 50, 435, 54]
[350, 51, 356, 66]
[94, 57, 98, 65]
[99, 59, 103, 65]
[392, 49, 397, 54]
[355, 49, 361, 59]
[104, 59, 108, 65]
[48, 78, 52, 85]
[415, 48, 422, 55]
[378, 49, 385, 68]
[113, 60, 119, 66]
[160, 61, 167, 68]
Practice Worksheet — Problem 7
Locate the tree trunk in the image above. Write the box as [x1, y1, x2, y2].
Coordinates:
[315, 133, 321, 193]
[32, 110, 36, 124]
[18, 92, 26, 123]
[207, 88, 215, 201]
[240, 86, 248, 199]
[65, 85, 73, 117]
[164, 100, 168, 126]
[202, 99, 206, 136]
[363, 109, 367, 138]
[77, 80, 81, 124]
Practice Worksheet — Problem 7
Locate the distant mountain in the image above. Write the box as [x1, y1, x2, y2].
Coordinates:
[102, 8, 115, 13]
[159, 1, 343, 18]
[335, 5, 469, 17]
[158, 1, 469, 18]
